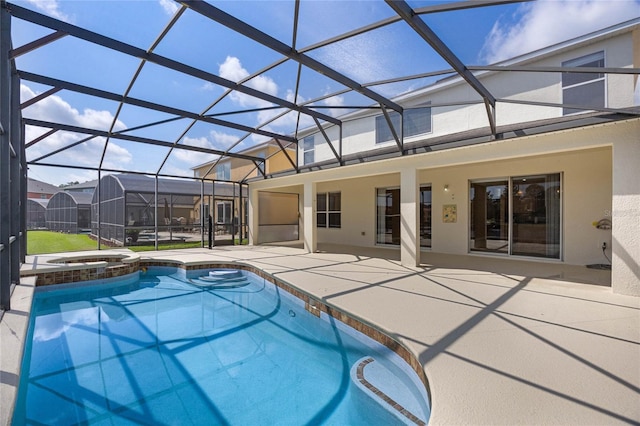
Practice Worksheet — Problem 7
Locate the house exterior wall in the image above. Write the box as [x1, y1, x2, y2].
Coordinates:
[309, 147, 611, 266]
[299, 29, 636, 165]
[251, 119, 638, 267]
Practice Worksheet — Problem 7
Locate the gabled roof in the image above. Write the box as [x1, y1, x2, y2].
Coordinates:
[27, 178, 61, 195]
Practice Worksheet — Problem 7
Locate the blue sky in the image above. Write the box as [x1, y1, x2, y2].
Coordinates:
[11, 0, 640, 185]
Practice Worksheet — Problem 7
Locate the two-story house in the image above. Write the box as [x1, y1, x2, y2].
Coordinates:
[192, 140, 297, 230]
[247, 19, 640, 295]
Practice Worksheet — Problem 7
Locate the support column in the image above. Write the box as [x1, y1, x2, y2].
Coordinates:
[612, 137, 640, 296]
[10, 67, 20, 285]
[303, 181, 317, 253]
[248, 186, 258, 245]
[1, 4, 12, 310]
[400, 168, 420, 267]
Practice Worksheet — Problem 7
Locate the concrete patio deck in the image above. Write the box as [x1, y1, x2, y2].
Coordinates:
[3, 244, 639, 425]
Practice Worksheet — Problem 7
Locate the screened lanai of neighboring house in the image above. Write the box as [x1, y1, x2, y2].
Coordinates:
[92, 173, 245, 247]
[25, 198, 47, 230]
[45, 191, 93, 234]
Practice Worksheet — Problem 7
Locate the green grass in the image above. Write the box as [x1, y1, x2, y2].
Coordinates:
[27, 230, 102, 254]
[27, 230, 248, 254]
[127, 241, 203, 252]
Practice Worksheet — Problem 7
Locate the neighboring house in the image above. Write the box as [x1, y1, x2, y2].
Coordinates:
[64, 179, 98, 194]
[192, 140, 297, 182]
[248, 20, 640, 296]
[27, 178, 60, 199]
[192, 141, 296, 231]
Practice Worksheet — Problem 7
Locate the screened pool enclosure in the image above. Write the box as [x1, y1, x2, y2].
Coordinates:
[92, 174, 247, 247]
[26, 199, 47, 230]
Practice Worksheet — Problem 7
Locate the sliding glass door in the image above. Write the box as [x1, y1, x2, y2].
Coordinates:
[511, 174, 561, 258]
[470, 180, 509, 254]
[470, 174, 561, 259]
[376, 188, 400, 245]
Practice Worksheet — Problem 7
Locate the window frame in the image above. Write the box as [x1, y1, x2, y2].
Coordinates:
[216, 162, 231, 181]
[561, 51, 605, 115]
[316, 191, 341, 229]
[375, 187, 401, 245]
[303, 135, 315, 165]
[420, 185, 432, 248]
[375, 104, 432, 144]
[468, 173, 562, 259]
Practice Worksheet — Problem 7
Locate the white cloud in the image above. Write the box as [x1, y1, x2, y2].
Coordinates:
[219, 56, 278, 108]
[21, 84, 126, 132]
[323, 94, 345, 118]
[480, 0, 640, 64]
[174, 136, 216, 165]
[21, 84, 132, 183]
[158, 0, 179, 16]
[23, 0, 71, 22]
[173, 130, 240, 164]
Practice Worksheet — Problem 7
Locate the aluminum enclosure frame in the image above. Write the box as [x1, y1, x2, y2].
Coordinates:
[2, 0, 640, 311]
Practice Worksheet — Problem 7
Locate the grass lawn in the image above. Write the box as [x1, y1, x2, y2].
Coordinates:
[27, 231, 102, 254]
[27, 231, 246, 254]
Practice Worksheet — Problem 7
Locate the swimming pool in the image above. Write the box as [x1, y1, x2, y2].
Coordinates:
[13, 267, 430, 425]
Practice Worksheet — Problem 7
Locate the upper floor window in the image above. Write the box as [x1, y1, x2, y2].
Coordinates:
[257, 152, 266, 175]
[375, 105, 431, 144]
[562, 51, 605, 115]
[303, 136, 315, 165]
[216, 162, 231, 180]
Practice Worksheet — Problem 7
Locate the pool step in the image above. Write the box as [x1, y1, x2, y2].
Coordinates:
[207, 269, 243, 279]
[189, 269, 249, 289]
[350, 357, 427, 425]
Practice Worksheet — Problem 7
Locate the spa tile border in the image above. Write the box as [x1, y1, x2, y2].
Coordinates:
[22, 260, 140, 287]
[356, 357, 426, 426]
[139, 259, 431, 395]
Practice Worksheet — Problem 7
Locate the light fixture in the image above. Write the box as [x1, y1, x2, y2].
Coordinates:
[444, 184, 449, 191]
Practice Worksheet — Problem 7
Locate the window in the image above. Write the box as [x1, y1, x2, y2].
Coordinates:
[562, 51, 605, 115]
[303, 136, 315, 165]
[317, 192, 341, 228]
[216, 201, 232, 224]
[257, 152, 265, 175]
[375, 105, 431, 144]
[216, 162, 231, 180]
[470, 173, 561, 259]
[420, 186, 432, 248]
[376, 187, 400, 245]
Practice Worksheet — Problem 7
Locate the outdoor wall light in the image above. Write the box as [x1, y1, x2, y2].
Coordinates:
[444, 184, 449, 191]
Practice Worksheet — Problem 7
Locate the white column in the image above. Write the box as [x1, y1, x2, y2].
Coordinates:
[248, 186, 258, 245]
[401, 168, 420, 267]
[612, 138, 640, 296]
[303, 181, 317, 253]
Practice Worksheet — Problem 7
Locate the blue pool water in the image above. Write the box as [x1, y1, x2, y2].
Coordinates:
[14, 268, 430, 425]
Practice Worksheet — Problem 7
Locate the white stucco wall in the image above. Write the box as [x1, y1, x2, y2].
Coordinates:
[255, 119, 638, 274]
[298, 29, 636, 165]
[612, 137, 640, 296]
